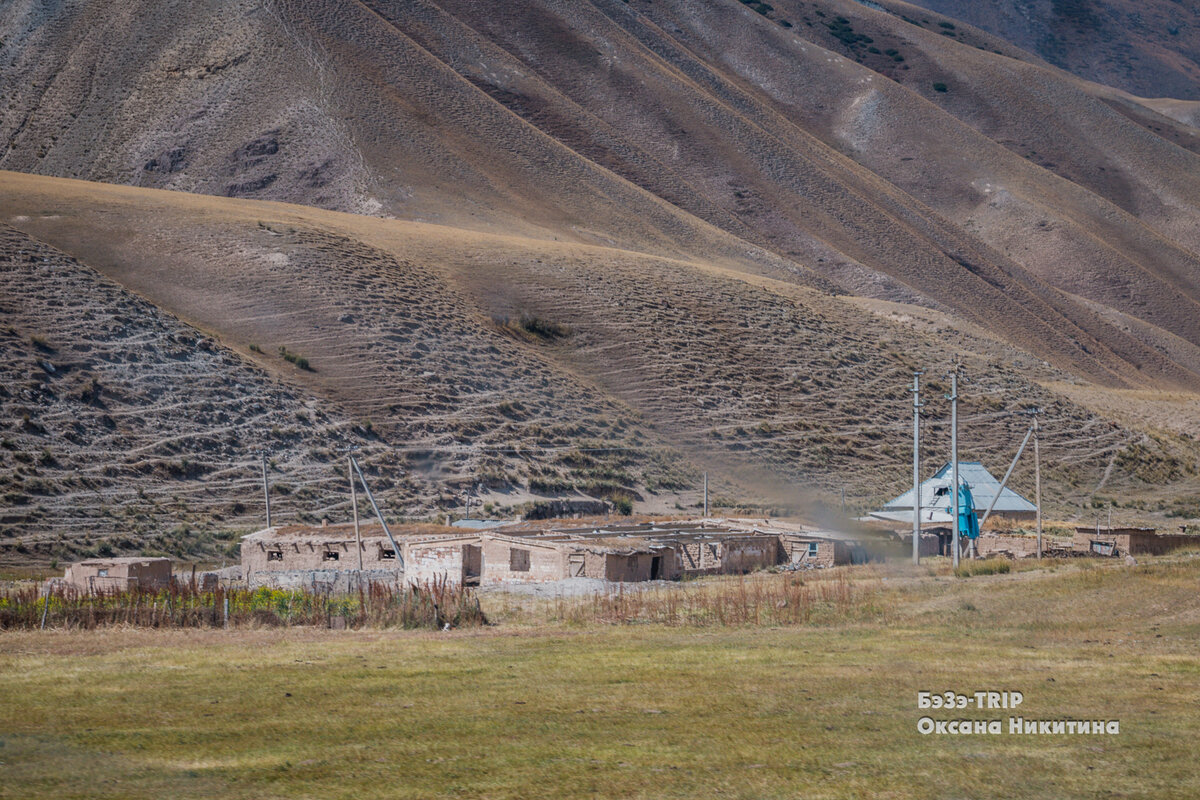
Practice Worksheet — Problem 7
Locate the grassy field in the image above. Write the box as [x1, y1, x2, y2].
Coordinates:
[2, 557, 1199, 799]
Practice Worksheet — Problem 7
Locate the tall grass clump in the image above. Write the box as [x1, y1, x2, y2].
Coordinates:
[0, 575, 485, 631]
[954, 558, 1011, 578]
[552, 573, 881, 627]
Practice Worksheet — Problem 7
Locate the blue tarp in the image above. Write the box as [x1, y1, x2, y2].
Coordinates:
[945, 483, 980, 540]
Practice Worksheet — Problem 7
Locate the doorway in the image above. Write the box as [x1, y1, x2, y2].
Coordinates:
[463, 544, 482, 586]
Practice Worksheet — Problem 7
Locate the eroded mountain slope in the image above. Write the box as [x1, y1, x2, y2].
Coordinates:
[3, 1, 1200, 392]
[895, 0, 1200, 101]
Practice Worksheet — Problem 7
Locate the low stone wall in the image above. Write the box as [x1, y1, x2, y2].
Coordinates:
[976, 533, 1041, 559]
[523, 499, 611, 520]
[247, 568, 404, 591]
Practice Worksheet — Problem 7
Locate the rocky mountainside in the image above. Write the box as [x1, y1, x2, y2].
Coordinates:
[1, 0, 1199, 561]
[895, 0, 1200, 101]
[4, 0, 1200, 391]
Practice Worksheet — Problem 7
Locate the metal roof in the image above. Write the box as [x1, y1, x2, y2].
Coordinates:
[876, 461, 1036, 523]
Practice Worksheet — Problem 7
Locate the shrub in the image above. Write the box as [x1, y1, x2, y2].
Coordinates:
[933, 82, 948, 93]
[518, 314, 570, 340]
[277, 346, 313, 371]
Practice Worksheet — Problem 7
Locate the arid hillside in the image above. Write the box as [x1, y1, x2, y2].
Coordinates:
[1, 1, 1200, 562]
[2, 173, 1198, 565]
[896, 0, 1200, 101]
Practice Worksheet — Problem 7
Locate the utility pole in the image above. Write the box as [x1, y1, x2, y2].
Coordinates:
[948, 368, 960, 569]
[912, 372, 924, 565]
[1034, 412, 1043, 559]
[349, 456, 362, 571]
[350, 455, 404, 570]
[703, 472, 709, 517]
[261, 452, 272, 529]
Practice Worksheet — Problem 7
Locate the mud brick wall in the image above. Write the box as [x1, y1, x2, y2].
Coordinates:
[405, 541, 466, 585]
[62, 559, 172, 591]
[722, 538, 781, 574]
[1074, 529, 1196, 556]
[780, 535, 839, 567]
[602, 551, 673, 582]
[480, 537, 566, 583]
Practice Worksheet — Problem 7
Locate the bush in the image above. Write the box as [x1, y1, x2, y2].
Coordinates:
[518, 314, 570, 340]
[278, 346, 313, 371]
[933, 82, 949, 93]
[614, 496, 634, 516]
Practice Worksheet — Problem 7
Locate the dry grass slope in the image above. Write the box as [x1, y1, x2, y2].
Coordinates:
[2, 556, 1199, 798]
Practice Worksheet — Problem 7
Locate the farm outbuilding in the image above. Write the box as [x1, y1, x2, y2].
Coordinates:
[240, 518, 861, 589]
[241, 523, 484, 589]
[60, 557, 172, 592]
[1073, 527, 1195, 557]
[479, 532, 676, 583]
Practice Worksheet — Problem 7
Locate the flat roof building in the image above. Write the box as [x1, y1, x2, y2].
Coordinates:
[241, 518, 862, 588]
[60, 557, 172, 592]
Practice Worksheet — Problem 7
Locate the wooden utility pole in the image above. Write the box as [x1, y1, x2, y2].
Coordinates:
[261, 452, 272, 529]
[349, 456, 362, 570]
[1034, 412, 1043, 559]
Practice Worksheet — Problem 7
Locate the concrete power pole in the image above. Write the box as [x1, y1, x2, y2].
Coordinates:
[349, 456, 362, 571]
[912, 372, 924, 565]
[261, 452, 272, 529]
[948, 369, 960, 569]
[703, 472, 709, 517]
[1034, 412, 1043, 559]
[349, 455, 405, 570]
